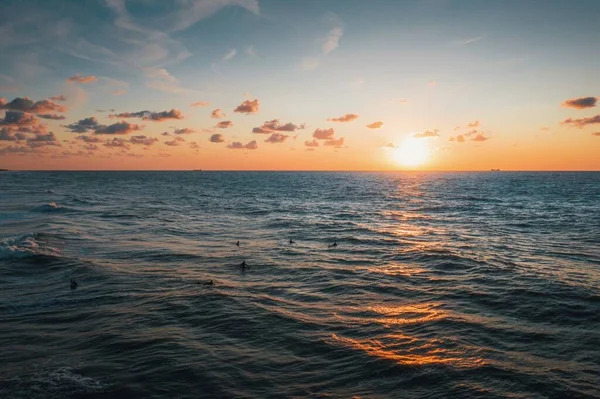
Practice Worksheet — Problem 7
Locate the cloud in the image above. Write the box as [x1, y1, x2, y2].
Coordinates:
[143, 68, 192, 94]
[366, 121, 383, 129]
[112, 90, 126, 96]
[173, 128, 195, 135]
[0, 145, 34, 155]
[38, 114, 66, 120]
[452, 35, 485, 46]
[227, 140, 257, 150]
[561, 115, 600, 127]
[189, 141, 200, 149]
[324, 137, 344, 147]
[222, 49, 237, 62]
[216, 120, 233, 129]
[81, 144, 99, 151]
[111, 109, 183, 121]
[265, 133, 289, 143]
[301, 57, 320, 71]
[0, 127, 27, 141]
[313, 128, 335, 140]
[234, 99, 259, 114]
[0, 111, 38, 127]
[161, 132, 171, 136]
[449, 135, 465, 143]
[413, 129, 439, 138]
[305, 139, 319, 147]
[328, 113, 358, 122]
[50, 95, 66, 102]
[104, 137, 130, 149]
[428, 81, 437, 87]
[64, 117, 99, 133]
[467, 120, 479, 128]
[561, 96, 597, 109]
[76, 135, 102, 143]
[593, 132, 600, 136]
[322, 27, 343, 54]
[130, 135, 158, 146]
[95, 121, 142, 135]
[252, 119, 305, 134]
[211, 109, 226, 119]
[1, 97, 66, 114]
[165, 136, 185, 146]
[27, 132, 60, 147]
[246, 46, 256, 57]
[385, 142, 397, 148]
[471, 133, 490, 141]
[191, 101, 209, 107]
[209, 133, 224, 143]
[66, 74, 97, 84]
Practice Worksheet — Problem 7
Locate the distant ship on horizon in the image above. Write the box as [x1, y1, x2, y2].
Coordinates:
[490, 169, 500, 171]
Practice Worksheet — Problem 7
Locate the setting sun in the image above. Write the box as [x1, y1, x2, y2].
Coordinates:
[393, 138, 430, 167]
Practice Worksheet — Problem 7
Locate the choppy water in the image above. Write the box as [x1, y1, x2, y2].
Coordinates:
[1, 171, 599, 399]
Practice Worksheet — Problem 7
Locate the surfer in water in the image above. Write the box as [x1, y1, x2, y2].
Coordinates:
[240, 260, 248, 271]
[70, 279, 78, 290]
[328, 242, 337, 248]
[203, 280, 214, 286]
[236, 241, 240, 247]
[289, 239, 295, 244]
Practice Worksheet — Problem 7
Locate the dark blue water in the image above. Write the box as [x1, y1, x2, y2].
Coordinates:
[1, 171, 599, 398]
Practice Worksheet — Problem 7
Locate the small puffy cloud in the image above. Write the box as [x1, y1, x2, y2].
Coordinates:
[323, 27, 343, 54]
[253, 119, 305, 134]
[305, 139, 319, 147]
[0, 111, 38, 127]
[471, 133, 490, 142]
[328, 113, 358, 122]
[161, 132, 171, 136]
[38, 114, 66, 120]
[50, 95, 66, 102]
[165, 136, 185, 146]
[0, 127, 27, 141]
[173, 128, 195, 135]
[0, 145, 34, 155]
[104, 137, 130, 149]
[413, 129, 439, 138]
[111, 109, 183, 121]
[1, 97, 66, 114]
[209, 133, 224, 143]
[227, 140, 258, 150]
[216, 120, 233, 129]
[428, 81, 437, 86]
[130, 135, 158, 146]
[76, 135, 102, 143]
[313, 128, 335, 140]
[82, 144, 99, 151]
[464, 129, 479, 137]
[561, 96, 597, 109]
[95, 121, 142, 135]
[324, 137, 344, 147]
[64, 117, 99, 133]
[211, 109, 226, 119]
[27, 132, 60, 147]
[265, 133, 288, 143]
[561, 115, 600, 128]
[449, 135, 465, 143]
[467, 120, 479, 128]
[66, 74, 97, 84]
[234, 99, 260, 114]
[385, 142, 397, 148]
[189, 141, 200, 149]
[366, 121, 383, 129]
[191, 101, 209, 107]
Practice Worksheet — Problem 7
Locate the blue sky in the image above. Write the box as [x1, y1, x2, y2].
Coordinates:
[0, 0, 599, 170]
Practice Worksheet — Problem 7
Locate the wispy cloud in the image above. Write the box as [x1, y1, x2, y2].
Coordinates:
[328, 114, 358, 123]
[222, 49, 237, 62]
[451, 35, 485, 46]
[191, 101, 210, 107]
[562, 115, 600, 127]
[322, 27, 343, 54]
[66, 74, 97, 84]
[227, 140, 258, 150]
[366, 121, 383, 129]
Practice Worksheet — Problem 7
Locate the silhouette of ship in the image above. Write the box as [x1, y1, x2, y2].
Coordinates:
[490, 169, 500, 171]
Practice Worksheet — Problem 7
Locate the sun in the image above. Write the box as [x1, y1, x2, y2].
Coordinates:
[392, 138, 429, 167]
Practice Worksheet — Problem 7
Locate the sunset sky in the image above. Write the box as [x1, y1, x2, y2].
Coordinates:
[0, 0, 598, 170]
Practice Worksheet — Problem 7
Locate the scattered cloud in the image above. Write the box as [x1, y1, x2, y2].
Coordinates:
[561, 115, 600, 127]
[0, 127, 27, 141]
[222, 49, 237, 62]
[111, 109, 183, 121]
[328, 113, 358, 123]
[38, 114, 66, 120]
[64, 117, 99, 133]
[301, 57, 320, 71]
[211, 108, 226, 119]
[66, 74, 97, 84]
[265, 133, 289, 143]
[0, 111, 38, 127]
[313, 128, 335, 140]
[471, 133, 490, 141]
[27, 132, 60, 147]
[104, 137, 130, 149]
[561, 96, 597, 109]
[216, 120, 233, 129]
[191, 101, 209, 107]
[50, 95, 66, 102]
[305, 139, 319, 147]
[95, 121, 142, 135]
[165, 136, 185, 146]
[413, 129, 439, 138]
[322, 27, 343, 54]
[324, 137, 344, 147]
[173, 128, 195, 135]
[130, 135, 158, 146]
[366, 121, 383, 129]
[385, 142, 397, 148]
[234, 99, 259, 114]
[76, 135, 102, 143]
[209, 133, 224, 143]
[144, 68, 193, 94]
[189, 141, 200, 149]
[1, 96, 66, 114]
[227, 140, 258, 150]
[111, 90, 126, 96]
[449, 135, 465, 143]
[467, 120, 479, 128]
[246, 46, 256, 57]
[593, 132, 600, 136]
[452, 35, 485, 46]
[252, 119, 305, 134]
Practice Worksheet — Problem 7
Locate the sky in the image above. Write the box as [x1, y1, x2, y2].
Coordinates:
[0, 0, 598, 171]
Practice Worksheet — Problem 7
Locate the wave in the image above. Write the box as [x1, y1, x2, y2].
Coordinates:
[0, 233, 62, 259]
[32, 202, 67, 213]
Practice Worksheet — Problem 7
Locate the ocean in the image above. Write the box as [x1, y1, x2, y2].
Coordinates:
[0, 171, 599, 399]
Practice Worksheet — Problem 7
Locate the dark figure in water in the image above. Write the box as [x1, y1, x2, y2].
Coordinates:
[203, 280, 214, 286]
[236, 241, 240, 247]
[70, 279, 78, 290]
[240, 260, 248, 271]
[289, 239, 295, 244]
[328, 242, 337, 248]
